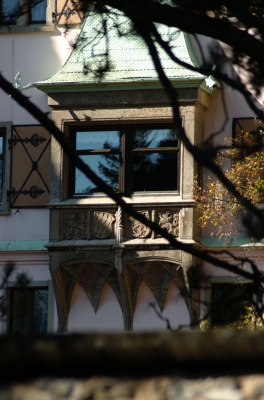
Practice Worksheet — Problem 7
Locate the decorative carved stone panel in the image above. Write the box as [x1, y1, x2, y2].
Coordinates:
[129, 210, 151, 238]
[157, 210, 180, 237]
[91, 212, 115, 239]
[64, 212, 87, 239]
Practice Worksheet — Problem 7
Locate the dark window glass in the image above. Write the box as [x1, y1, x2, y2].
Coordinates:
[2, 0, 19, 22]
[2, 0, 47, 23]
[133, 128, 178, 192]
[0, 135, 4, 203]
[71, 125, 179, 196]
[76, 154, 119, 193]
[134, 129, 178, 149]
[133, 152, 178, 191]
[74, 130, 120, 194]
[30, 0, 47, 22]
[211, 283, 253, 326]
[9, 287, 48, 335]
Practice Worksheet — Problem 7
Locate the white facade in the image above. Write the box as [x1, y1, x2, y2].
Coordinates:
[0, 3, 261, 334]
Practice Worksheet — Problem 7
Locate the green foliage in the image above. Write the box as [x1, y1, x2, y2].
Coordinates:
[200, 306, 264, 332]
[194, 132, 264, 237]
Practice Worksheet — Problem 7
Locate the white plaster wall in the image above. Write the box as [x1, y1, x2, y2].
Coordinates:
[0, 209, 49, 240]
[134, 280, 190, 331]
[0, 254, 50, 278]
[0, 29, 74, 238]
[0, 29, 73, 124]
[204, 85, 256, 145]
[68, 282, 123, 332]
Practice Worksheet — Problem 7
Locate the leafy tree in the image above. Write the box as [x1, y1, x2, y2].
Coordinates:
[194, 126, 264, 239]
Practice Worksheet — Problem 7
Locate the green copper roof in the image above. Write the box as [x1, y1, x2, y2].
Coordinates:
[36, 9, 205, 91]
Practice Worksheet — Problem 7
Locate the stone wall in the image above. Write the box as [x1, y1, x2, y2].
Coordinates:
[1, 331, 264, 399]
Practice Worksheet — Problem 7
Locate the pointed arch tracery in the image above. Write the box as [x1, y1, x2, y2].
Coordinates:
[51, 256, 190, 332]
[52, 259, 121, 332]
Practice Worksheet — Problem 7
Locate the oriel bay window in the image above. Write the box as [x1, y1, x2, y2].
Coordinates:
[69, 125, 179, 196]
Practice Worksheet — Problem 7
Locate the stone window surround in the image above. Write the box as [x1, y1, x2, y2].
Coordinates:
[58, 116, 190, 204]
[1, 280, 54, 335]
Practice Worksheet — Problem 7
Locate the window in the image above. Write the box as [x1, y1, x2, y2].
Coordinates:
[69, 125, 179, 196]
[211, 282, 253, 326]
[30, 0, 47, 23]
[0, 123, 10, 214]
[8, 287, 48, 335]
[2, 0, 47, 24]
[0, 132, 3, 203]
[1, 280, 54, 335]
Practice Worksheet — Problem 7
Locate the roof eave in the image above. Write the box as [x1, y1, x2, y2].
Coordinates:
[34, 77, 207, 94]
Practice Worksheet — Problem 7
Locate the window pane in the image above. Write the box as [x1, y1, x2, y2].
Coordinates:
[75, 154, 119, 194]
[133, 153, 178, 191]
[11, 290, 30, 335]
[2, 0, 20, 20]
[33, 289, 48, 334]
[0, 136, 3, 155]
[30, 0, 47, 22]
[76, 131, 120, 150]
[0, 160, 2, 203]
[134, 129, 178, 149]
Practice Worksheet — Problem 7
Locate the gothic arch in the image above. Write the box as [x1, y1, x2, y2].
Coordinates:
[120, 258, 189, 330]
[52, 259, 121, 332]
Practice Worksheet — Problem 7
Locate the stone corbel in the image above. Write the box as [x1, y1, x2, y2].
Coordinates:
[51, 268, 76, 332]
[115, 247, 134, 330]
[182, 265, 200, 328]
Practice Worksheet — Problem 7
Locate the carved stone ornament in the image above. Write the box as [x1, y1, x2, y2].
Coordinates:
[91, 212, 115, 239]
[64, 212, 87, 239]
[116, 206, 124, 243]
[158, 210, 179, 237]
[130, 211, 151, 238]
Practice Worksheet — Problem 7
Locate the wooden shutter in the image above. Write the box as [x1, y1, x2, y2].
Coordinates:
[8, 125, 51, 208]
[55, 0, 83, 25]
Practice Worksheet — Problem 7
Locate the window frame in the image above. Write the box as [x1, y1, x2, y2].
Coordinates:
[1, 280, 54, 335]
[0, 130, 4, 205]
[68, 123, 180, 198]
[0, 122, 11, 214]
[203, 276, 255, 326]
[0, 0, 55, 29]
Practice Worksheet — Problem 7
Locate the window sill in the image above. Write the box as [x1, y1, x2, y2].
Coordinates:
[0, 24, 56, 34]
[47, 195, 195, 208]
[46, 237, 195, 250]
[0, 206, 10, 215]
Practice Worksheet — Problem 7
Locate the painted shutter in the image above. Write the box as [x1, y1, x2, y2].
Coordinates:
[8, 125, 51, 208]
[55, 0, 83, 25]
